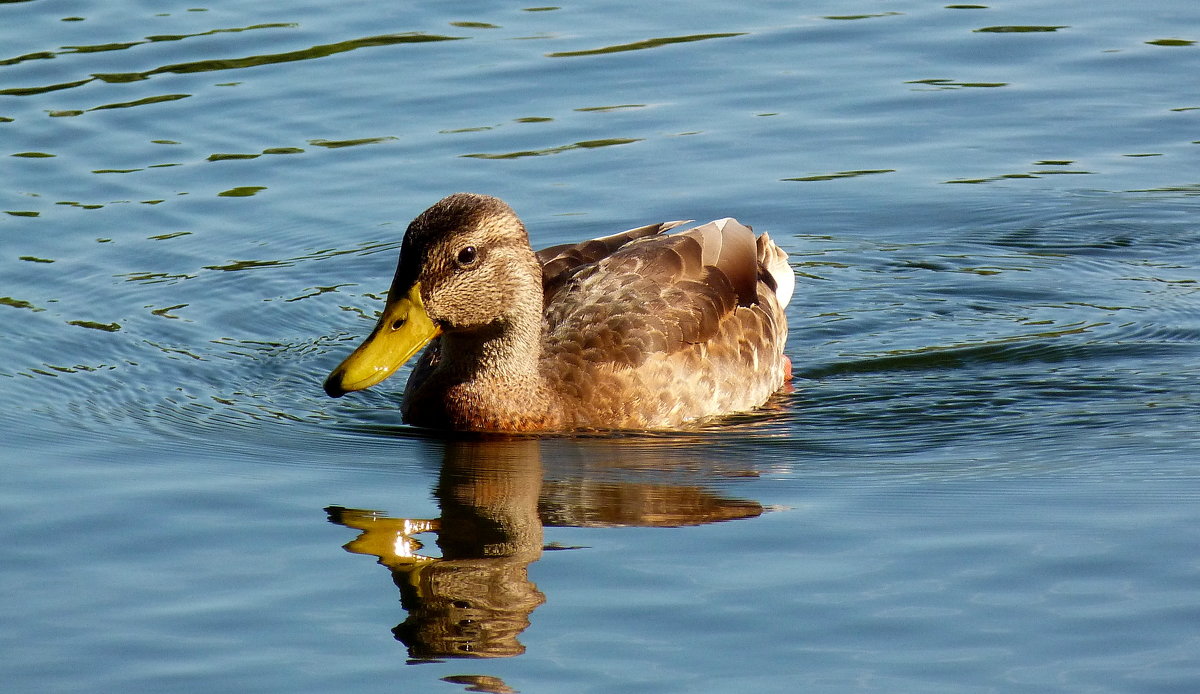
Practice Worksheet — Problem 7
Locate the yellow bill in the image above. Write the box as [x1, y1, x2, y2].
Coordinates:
[324, 282, 440, 397]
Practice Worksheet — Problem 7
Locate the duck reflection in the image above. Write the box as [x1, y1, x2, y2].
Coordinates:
[326, 437, 762, 661]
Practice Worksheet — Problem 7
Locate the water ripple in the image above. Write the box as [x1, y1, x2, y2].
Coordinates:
[0, 32, 465, 97]
[0, 22, 295, 69]
[545, 32, 745, 58]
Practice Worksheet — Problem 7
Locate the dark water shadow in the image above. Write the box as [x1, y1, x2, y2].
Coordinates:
[324, 437, 763, 662]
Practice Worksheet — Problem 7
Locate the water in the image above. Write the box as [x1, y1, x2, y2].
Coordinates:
[3, 1, 1199, 692]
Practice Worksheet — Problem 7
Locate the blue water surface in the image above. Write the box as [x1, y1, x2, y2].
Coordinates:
[2, 1, 1199, 692]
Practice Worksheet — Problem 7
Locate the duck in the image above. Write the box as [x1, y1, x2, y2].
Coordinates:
[323, 193, 793, 432]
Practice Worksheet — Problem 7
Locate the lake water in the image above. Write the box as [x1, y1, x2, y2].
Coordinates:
[3, 1, 1199, 692]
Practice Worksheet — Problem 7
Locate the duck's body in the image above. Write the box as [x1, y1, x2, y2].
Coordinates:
[324, 193, 793, 432]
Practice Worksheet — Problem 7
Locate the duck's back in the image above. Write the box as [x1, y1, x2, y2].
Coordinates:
[537, 218, 792, 429]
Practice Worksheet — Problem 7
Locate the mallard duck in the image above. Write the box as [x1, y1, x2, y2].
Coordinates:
[323, 193, 793, 432]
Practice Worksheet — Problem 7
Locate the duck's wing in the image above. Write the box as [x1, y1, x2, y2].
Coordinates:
[536, 220, 690, 304]
[543, 218, 788, 369]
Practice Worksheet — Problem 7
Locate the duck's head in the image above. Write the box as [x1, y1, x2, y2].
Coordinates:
[324, 193, 541, 397]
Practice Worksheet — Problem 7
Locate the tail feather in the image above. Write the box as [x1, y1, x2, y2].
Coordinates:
[756, 232, 793, 308]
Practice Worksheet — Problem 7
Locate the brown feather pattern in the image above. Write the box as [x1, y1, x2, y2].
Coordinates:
[345, 193, 791, 432]
[536, 217, 789, 428]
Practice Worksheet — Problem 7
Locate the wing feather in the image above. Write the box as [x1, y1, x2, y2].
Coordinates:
[537, 220, 689, 304]
[542, 217, 786, 370]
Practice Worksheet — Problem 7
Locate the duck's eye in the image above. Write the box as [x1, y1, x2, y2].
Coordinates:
[455, 245, 479, 268]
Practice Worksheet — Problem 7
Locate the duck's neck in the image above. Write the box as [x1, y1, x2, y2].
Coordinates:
[424, 297, 560, 431]
[441, 312, 543, 385]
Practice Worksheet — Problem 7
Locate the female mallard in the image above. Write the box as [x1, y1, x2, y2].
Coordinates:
[324, 193, 793, 432]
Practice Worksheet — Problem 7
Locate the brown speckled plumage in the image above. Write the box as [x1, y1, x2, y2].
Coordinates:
[328, 193, 793, 432]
